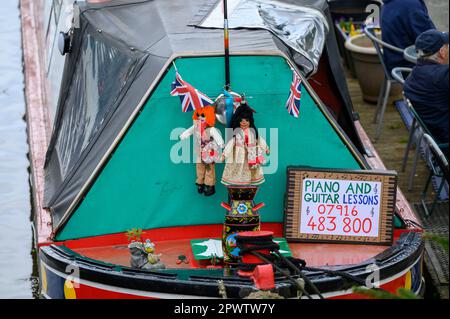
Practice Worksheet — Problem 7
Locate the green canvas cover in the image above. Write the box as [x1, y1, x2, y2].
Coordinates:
[56, 55, 362, 240]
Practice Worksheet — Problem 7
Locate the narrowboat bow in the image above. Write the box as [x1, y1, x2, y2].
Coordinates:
[23, 0, 425, 299]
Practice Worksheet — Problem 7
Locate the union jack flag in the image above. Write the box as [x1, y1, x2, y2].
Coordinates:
[285, 70, 302, 118]
[170, 72, 214, 112]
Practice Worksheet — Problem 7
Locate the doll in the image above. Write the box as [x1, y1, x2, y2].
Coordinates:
[180, 105, 224, 196]
[221, 102, 269, 186]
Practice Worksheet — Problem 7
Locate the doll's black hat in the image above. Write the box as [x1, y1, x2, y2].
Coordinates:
[233, 102, 254, 122]
[231, 102, 258, 138]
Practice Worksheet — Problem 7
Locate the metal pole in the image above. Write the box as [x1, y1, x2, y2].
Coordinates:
[224, 0, 231, 90]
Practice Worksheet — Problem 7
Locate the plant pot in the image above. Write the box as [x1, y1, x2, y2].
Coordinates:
[345, 33, 402, 103]
[329, 0, 373, 79]
[328, 0, 373, 21]
[335, 21, 364, 78]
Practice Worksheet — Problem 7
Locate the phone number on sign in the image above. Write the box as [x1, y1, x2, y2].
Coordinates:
[304, 204, 376, 235]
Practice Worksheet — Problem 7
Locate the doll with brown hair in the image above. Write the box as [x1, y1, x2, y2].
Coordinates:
[180, 105, 224, 196]
[221, 102, 269, 186]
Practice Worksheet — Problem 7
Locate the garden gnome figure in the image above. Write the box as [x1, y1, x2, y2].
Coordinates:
[128, 239, 165, 270]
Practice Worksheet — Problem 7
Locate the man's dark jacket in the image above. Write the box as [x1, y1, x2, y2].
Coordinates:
[404, 59, 449, 145]
[381, 0, 435, 73]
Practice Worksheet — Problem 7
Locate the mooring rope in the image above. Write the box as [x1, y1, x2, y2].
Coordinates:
[236, 234, 369, 299]
[236, 234, 321, 299]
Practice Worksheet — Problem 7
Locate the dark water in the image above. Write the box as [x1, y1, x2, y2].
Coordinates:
[0, 0, 37, 299]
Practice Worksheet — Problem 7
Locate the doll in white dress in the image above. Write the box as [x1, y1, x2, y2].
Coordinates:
[221, 103, 269, 186]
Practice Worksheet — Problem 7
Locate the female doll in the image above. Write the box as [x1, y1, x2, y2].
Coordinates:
[221, 102, 269, 186]
[180, 105, 224, 196]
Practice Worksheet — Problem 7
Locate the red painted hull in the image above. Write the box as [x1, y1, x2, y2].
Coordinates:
[39, 250, 424, 299]
[39, 224, 424, 299]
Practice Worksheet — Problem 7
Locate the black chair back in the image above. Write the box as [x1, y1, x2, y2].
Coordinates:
[423, 134, 450, 183]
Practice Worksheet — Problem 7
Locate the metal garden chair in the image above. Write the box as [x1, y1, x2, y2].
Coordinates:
[401, 97, 430, 191]
[364, 26, 405, 142]
[390, 67, 420, 189]
[390, 67, 415, 173]
[401, 96, 449, 191]
[420, 134, 449, 217]
[391, 67, 412, 85]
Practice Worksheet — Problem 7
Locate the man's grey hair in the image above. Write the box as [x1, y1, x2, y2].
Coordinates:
[417, 49, 441, 62]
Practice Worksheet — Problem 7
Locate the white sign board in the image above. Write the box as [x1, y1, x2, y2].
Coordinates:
[284, 168, 396, 245]
[299, 178, 382, 237]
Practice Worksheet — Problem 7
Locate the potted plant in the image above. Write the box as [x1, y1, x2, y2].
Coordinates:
[345, 31, 402, 103]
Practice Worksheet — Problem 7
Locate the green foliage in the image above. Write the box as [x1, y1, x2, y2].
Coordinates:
[352, 287, 418, 299]
[423, 233, 449, 252]
[126, 228, 143, 242]
[396, 288, 419, 299]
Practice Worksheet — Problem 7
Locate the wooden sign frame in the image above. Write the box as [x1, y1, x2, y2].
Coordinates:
[284, 167, 397, 245]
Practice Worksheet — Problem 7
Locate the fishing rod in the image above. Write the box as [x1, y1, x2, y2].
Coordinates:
[223, 0, 231, 91]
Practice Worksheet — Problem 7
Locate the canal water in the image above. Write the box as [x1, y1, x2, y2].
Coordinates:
[0, 0, 37, 299]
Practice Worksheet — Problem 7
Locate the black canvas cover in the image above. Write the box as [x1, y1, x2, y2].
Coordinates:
[44, 0, 364, 230]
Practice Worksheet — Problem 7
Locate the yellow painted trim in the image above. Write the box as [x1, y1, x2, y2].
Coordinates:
[40, 263, 48, 295]
[64, 280, 77, 299]
[405, 271, 412, 290]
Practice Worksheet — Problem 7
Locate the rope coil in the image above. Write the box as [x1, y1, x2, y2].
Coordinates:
[235, 232, 369, 299]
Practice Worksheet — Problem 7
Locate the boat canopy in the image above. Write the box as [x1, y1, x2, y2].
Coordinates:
[196, 0, 329, 74]
[43, 0, 365, 236]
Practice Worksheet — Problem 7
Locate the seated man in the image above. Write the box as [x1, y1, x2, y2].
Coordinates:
[381, 0, 435, 73]
[404, 30, 449, 153]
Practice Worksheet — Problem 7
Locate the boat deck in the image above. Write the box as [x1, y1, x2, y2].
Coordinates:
[70, 226, 406, 270]
[73, 240, 386, 269]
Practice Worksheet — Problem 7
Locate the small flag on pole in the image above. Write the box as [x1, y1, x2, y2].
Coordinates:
[170, 71, 214, 112]
[285, 70, 302, 118]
